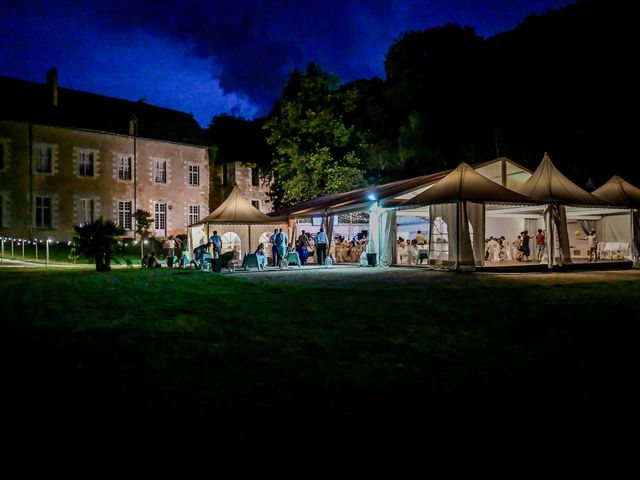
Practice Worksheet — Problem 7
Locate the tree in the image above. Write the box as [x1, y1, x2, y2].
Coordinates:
[134, 209, 153, 241]
[134, 209, 154, 258]
[264, 63, 367, 209]
[73, 218, 125, 272]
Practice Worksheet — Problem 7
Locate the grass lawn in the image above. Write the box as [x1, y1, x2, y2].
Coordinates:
[1, 267, 639, 476]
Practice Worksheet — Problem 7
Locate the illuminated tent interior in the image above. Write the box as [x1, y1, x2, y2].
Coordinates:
[590, 175, 640, 265]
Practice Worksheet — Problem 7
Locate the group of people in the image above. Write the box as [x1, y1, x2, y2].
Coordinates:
[260, 227, 330, 269]
[189, 226, 353, 271]
[334, 235, 367, 263]
[485, 229, 547, 262]
[397, 230, 428, 264]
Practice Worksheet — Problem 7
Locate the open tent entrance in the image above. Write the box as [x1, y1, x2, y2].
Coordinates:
[295, 211, 371, 264]
[565, 206, 634, 261]
[484, 204, 547, 266]
[483, 204, 634, 266]
[394, 207, 430, 266]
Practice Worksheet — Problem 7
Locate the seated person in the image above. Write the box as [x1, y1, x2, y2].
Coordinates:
[179, 251, 190, 268]
[193, 242, 213, 269]
[397, 237, 408, 264]
[407, 239, 419, 265]
[254, 243, 268, 268]
[141, 253, 151, 268]
[147, 251, 161, 268]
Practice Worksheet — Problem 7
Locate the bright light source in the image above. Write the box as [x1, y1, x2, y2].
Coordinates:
[367, 193, 377, 201]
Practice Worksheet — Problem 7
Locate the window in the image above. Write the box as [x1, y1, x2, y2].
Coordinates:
[188, 204, 200, 225]
[79, 198, 94, 225]
[35, 145, 52, 173]
[221, 231, 241, 254]
[35, 196, 52, 228]
[431, 217, 449, 259]
[251, 200, 260, 210]
[222, 164, 228, 186]
[188, 165, 200, 186]
[154, 159, 167, 183]
[79, 152, 94, 177]
[251, 167, 260, 186]
[118, 156, 132, 180]
[154, 202, 166, 234]
[118, 200, 132, 230]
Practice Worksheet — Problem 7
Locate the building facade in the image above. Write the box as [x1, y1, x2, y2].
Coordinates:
[210, 161, 272, 214]
[0, 71, 209, 242]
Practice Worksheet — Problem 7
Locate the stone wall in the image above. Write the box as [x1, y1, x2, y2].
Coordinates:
[0, 120, 209, 241]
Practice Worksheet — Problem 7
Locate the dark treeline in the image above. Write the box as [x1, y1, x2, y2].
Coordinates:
[206, 0, 637, 209]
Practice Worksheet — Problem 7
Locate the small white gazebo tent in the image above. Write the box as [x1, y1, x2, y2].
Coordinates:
[188, 185, 288, 257]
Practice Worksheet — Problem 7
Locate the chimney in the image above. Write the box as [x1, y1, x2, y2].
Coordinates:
[46, 68, 58, 107]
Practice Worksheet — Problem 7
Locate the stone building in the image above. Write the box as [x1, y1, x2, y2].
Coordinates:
[210, 161, 272, 214]
[0, 70, 209, 242]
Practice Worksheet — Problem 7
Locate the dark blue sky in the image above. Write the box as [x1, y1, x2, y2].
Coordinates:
[1, 0, 575, 126]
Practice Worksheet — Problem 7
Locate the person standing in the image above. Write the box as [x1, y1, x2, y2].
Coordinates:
[209, 230, 222, 259]
[270, 228, 279, 267]
[522, 230, 531, 262]
[275, 228, 288, 268]
[535, 229, 546, 261]
[415, 230, 426, 246]
[582, 229, 598, 261]
[316, 227, 328, 265]
[297, 229, 310, 265]
[165, 235, 176, 257]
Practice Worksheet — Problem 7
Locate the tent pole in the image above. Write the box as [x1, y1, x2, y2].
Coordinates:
[456, 201, 460, 271]
[548, 204, 554, 269]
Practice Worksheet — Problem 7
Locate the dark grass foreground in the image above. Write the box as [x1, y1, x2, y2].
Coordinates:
[1, 268, 639, 477]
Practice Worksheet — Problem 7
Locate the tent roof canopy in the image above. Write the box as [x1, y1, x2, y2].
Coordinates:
[591, 175, 640, 208]
[515, 153, 604, 206]
[274, 157, 528, 217]
[401, 162, 532, 206]
[193, 185, 288, 225]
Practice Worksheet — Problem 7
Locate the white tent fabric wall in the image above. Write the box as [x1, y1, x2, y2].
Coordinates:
[602, 213, 633, 259]
[379, 208, 396, 266]
[426, 202, 477, 269]
[602, 213, 631, 243]
[429, 203, 457, 267]
[633, 210, 640, 266]
[188, 223, 287, 258]
[457, 202, 475, 268]
[188, 225, 207, 253]
[467, 202, 485, 266]
[366, 204, 395, 266]
[367, 203, 379, 260]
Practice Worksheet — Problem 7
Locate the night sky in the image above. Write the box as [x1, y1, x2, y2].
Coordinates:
[1, 0, 575, 126]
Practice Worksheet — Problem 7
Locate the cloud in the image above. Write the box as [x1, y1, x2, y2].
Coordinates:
[2, 0, 577, 121]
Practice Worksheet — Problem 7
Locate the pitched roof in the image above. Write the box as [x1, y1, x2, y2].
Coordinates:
[0, 75, 204, 145]
[197, 185, 287, 224]
[591, 175, 640, 207]
[514, 153, 603, 205]
[402, 162, 531, 205]
[272, 157, 532, 216]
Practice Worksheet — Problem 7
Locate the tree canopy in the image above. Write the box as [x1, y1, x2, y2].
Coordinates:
[205, 0, 639, 210]
[264, 63, 367, 209]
